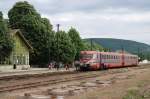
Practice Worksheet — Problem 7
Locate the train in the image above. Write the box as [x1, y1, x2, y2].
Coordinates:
[79, 51, 138, 70]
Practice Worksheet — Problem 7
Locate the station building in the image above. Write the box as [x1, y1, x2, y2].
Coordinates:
[0, 29, 32, 70]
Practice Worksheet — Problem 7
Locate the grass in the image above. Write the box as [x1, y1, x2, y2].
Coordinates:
[123, 87, 150, 99]
[123, 89, 143, 99]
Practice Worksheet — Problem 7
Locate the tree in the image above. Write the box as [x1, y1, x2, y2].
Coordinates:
[52, 31, 76, 64]
[0, 11, 13, 62]
[83, 40, 104, 51]
[68, 28, 84, 60]
[8, 1, 53, 66]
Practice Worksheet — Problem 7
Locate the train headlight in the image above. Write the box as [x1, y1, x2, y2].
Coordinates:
[80, 63, 83, 66]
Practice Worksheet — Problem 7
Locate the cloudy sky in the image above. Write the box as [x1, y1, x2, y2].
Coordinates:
[0, 0, 150, 44]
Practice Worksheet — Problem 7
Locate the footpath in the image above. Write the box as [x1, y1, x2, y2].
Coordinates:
[0, 68, 75, 78]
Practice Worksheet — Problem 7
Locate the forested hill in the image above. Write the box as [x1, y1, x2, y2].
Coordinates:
[85, 38, 150, 54]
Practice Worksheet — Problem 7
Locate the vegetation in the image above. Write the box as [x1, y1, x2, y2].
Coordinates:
[85, 38, 150, 60]
[68, 28, 84, 60]
[2, 0, 150, 66]
[83, 40, 104, 51]
[0, 12, 13, 62]
[52, 31, 76, 64]
[123, 88, 150, 99]
[8, 1, 53, 65]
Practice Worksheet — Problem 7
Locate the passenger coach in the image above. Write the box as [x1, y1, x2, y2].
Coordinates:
[79, 51, 138, 70]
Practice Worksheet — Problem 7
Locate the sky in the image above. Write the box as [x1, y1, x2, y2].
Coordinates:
[0, 0, 150, 44]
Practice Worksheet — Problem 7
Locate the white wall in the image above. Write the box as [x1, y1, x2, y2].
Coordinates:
[0, 65, 30, 71]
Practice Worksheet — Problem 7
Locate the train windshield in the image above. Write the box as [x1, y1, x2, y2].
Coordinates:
[80, 54, 93, 59]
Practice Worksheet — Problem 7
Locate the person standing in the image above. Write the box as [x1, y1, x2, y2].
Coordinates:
[75, 60, 80, 71]
[13, 64, 16, 69]
[48, 63, 52, 70]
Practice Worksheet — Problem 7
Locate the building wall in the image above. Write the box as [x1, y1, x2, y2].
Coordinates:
[0, 65, 30, 70]
[10, 33, 30, 65]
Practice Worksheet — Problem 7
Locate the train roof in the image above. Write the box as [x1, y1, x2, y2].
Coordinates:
[80, 51, 138, 57]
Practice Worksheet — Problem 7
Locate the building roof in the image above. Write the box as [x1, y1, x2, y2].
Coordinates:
[9, 29, 33, 50]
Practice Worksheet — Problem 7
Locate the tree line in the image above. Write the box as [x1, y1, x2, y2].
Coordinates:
[0, 1, 104, 66]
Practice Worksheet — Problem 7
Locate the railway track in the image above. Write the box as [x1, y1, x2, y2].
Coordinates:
[0, 73, 101, 93]
[0, 64, 149, 93]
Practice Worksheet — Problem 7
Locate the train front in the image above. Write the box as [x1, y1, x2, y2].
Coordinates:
[79, 51, 98, 70]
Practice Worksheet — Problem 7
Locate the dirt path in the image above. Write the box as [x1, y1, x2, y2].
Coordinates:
[66, 66, 150, 99]
[0, 65, 150, 99]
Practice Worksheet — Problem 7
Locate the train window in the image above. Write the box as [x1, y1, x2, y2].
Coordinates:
[103, 55, 105, 59]
[80, 54, 93, 59]
[104, 55, 106, 59]
[102, 55, 104, 59]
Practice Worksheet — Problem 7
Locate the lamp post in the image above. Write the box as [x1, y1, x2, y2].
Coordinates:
[56, 24, 60, 70]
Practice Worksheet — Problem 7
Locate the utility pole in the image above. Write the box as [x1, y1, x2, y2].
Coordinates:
[56, 24, 60, 32]
[47, 25, 50, 64]
[56, 24, 60, 69]
[121, 45, 124, 53]
[90, 38, 93, 51]
[138, 47, 140, 56]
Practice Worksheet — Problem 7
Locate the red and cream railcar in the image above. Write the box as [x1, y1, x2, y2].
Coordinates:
[79, 51, 138, 70]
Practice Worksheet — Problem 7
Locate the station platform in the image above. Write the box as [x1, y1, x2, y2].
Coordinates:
[0, 68, 76, 78]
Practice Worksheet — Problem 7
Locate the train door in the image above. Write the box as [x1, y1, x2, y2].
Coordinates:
[99, 53, 102, 69]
